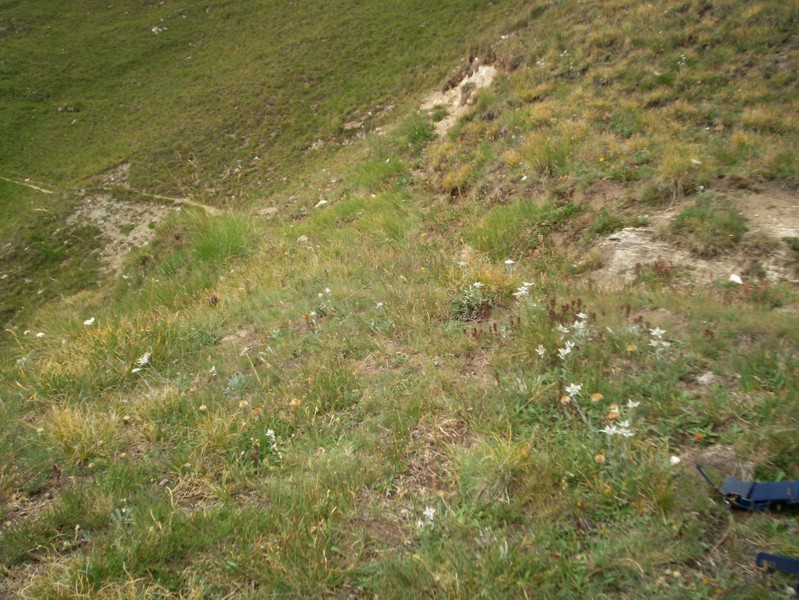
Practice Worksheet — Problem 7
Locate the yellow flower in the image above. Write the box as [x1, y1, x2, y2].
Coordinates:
[590, 393, 603, 403]
[626, 344, 637, 353]
[560, 395, 572, 405]
[594, 454, 606, 464]
[239, 400, 249, 409]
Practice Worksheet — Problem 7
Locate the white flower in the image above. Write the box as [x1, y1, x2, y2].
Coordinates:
[314, 199, 328, 208]
[83, 317, 95, 326]
[729, 274, 743, 285]
[16, 357, 28, 367]
[535, 345, 546, 357]
[670, 455, 681, 466]
[324, 288, 331, 295]
[131, 367, 142, 374]
[266, 429, 277, 449]
[557, 341, 575, 360]
[626, 400, 640, 409]
[565, 383, 582, 397]
[297, 235, 309, 243]
[136, 352, 151, 367]
[504, 258, 515, 265]
[600, 425, 619, 436]
[472, 282, 483, 289]
[457, 261, 467, 268]
[416, 519, 427, 530]
[375, 302, 384, 309]
[36, 332, 45, 338]
[650, 327, 666, 338]
[209, 366, 217, 376]
[513, 282, 534, 301]
[423, 506, 437, 521]
[557, 324, 570, 334]
[576, 312, 588, 320]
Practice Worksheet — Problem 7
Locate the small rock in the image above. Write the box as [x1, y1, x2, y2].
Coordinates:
[696, 371, 719, 386]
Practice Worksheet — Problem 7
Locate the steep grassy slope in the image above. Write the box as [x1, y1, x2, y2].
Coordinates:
[2, 0, 799, 597]
[0, 0, 529, 197]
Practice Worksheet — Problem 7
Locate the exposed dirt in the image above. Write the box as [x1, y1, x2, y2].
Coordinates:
[592, 188, 799, 286]
[420, 57, 499, 136]
[67, 193, 177, 273]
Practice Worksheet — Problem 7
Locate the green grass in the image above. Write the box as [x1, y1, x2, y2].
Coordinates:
[670, 194, 749, 257]
[1, 0, 799, 597]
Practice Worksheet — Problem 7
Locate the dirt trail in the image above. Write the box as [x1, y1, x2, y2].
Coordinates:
[0, 175, 55, 194]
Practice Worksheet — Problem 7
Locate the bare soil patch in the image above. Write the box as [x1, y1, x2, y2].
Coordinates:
[421, 57, 499, 136]
[67, 193, 177, 273]
[593, 188, 799, 286]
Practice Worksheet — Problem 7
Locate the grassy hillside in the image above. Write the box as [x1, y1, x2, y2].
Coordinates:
[2, 0, 799, 597]
[0, 0, 529, 198]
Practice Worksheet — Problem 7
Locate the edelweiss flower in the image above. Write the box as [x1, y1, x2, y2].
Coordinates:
[565, 383, 582, 397]
[136, 352, 151, 367]
[650, 327, 665, 339]
[83, 317, 95, 326]
[670, 455, 681, 466]
[557, 324, 570, 334]
[535, 345, 546, 357]
[557, 341, 575, 360]
[472, 282, 483, 289]
[576, 312, 588, 320]
[504, 258, 515, 266]
[626, 399, 640, 409]
[423, 506, 437, 521]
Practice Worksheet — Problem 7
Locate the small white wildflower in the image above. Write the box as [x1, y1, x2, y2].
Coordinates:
[557, 324, 570, 334]
[600, 425, 619, 436]
[83, 317, 95, 326]
[136, 352, 151, 367]
[670, 455, 681, 466]
[423, 506, 437, 521]
[557, 341, 575, 360]
[626, 400, 640, 409]
[535, 344, 546, 357]
[314, 199, 328, 208]
[416, 519, 427, 530]
[324, 288, 331, 295]
[650, 327, 666, 338]
[375, 302, 384, 309]
[297, 235, 309, 243]
[131, 367, 142, 374]
[209, 366, 217, 376]
[504, 258, 515, 266]
[576, 312, 588, 320]
[36, 332, 45, 338]
[729, 274, 743, 285]
[16, 356, 28, 367]
[565, 383, 582, 397]
[472, 282, 483, 289]
[266, 429, 277, 449]
[457, 261, 467, 268]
